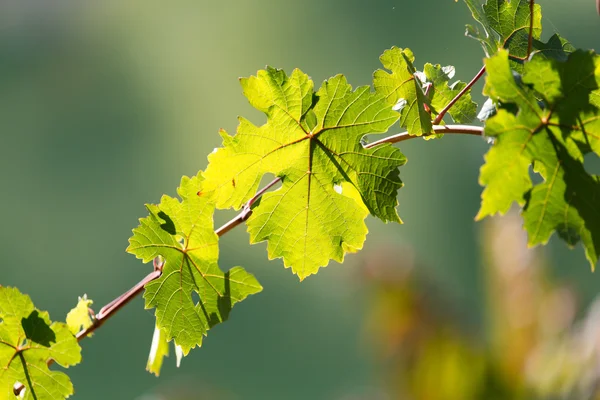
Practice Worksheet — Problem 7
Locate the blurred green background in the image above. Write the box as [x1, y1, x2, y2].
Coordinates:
[1, 1, 600, 399]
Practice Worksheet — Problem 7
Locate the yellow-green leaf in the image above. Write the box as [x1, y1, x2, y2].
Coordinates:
[127, 173, 262, 354]
[66, 295, 94, 336]
[477, 49, 600, 269]
[0, 287, 81, 400]
[203, 68, 405, 279]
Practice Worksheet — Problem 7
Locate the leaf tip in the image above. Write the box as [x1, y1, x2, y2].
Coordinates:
[474, 211, 485, 221]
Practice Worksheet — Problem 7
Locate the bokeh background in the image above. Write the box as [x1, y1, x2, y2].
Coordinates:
[1, 0, 600, 399]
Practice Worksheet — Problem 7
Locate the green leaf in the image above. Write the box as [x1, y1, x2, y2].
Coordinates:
[203, 67, 405, 279]
[374, 48, 476, 137]
[66, 295, 94, 336]
[0, 286, 81, 400]
[373, 47, 432, 135]
[420, 63, 477, 124]
[127, 174, 262, 354]
[477, 49, 600, 269]
[463, 0, 541, 59]
[464, 1, 574, 67]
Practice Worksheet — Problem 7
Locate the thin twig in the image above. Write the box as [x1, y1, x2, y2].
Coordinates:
[17, 122, 487, 393]
[214, 177, 281, 236]
[82, 177, 280, 340]
[14, 259, 165, 395]
[423, 82, 432, 114]
[80, 258, 165, 341]
[432, 65, 486, 125]
[365, 124, 485, 148]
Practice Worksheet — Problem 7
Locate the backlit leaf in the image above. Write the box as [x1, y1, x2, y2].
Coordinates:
[127, 174, 262, 354]
[0, 287, 81, 400]
[421, 63, 477, 124]
[477, 49, 600, 269]
[463, 0, 573, 67]
[463, 0, 541, 59]
[66, 295, 94, 336]
[146, 325, 170, 377]
[203, 68, 405, 279]
[374, 47, 432, 135]
[374, 47, 476, 137]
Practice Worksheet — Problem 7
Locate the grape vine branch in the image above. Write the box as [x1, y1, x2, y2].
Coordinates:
[6, 0, 600, 397]
[13, 55, 489, 393]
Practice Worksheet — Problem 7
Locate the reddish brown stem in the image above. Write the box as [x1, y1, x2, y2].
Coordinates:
[14, 260, 165, 395]
[423, 82, 432, 114]
[214, 177, 281, 236]
[82, 259, 165, 341]
[432, 65, 486, 125]
[527, 0, 535, 58]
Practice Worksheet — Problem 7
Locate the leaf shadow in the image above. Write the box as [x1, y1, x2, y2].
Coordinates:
[521, 51, 600, 264]
[215, 271, 232, 325]
[157, 211, 176, 235]
[523, 134, 600, 262]
[554, 52, 600, 260]
[21, 310, 55, 347]
[554, 136, 600, 260]
[192, 269, 232, 329]
[551, 50, 598, 138]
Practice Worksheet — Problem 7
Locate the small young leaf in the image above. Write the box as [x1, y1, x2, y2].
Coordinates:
[66, 295, 94, 336]
[422, 63, 477, 124]
[0, 287, 81, 400]
[477, 49, 600, 269]
[127, 173, 262, 354]
[146, 325, 170, 377]
[203, 68, 405, 279]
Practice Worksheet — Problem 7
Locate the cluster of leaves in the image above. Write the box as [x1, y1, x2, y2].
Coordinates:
[123, 47, 480, 376]
[143, 0, 599, 372]
[478, 49, 600, 266]
[467, 0, 600, 268]
[2, 0, 600, 398]
[373, 46, 477, 135]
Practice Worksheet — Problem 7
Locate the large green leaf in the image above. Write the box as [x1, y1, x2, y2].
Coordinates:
[463, 0, 541, 59]
[374, 47, 476, 136]
[0, 287, 81, 400]
[203, 68, 405, 279]
[463, 0, 573, 65]
[477, 49, 600, 269]
[127, 174, 262, 355]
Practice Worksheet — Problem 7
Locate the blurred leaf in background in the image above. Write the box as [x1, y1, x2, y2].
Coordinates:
[362, 209, 600, 399]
